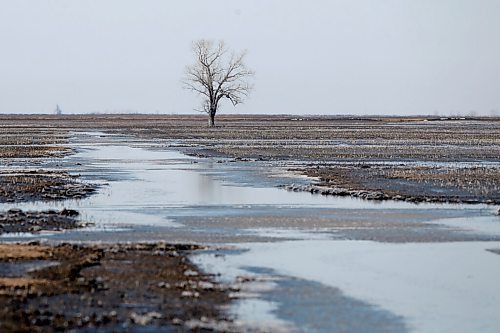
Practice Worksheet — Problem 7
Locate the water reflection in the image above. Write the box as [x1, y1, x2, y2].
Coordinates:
[2, 133, 499, 333]
[0, 143, 493, 231]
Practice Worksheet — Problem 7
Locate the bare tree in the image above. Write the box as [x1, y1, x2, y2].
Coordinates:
[184, 40, 254, 127]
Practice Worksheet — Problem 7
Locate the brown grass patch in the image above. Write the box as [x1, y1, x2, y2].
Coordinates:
[0, 244, 52, 261]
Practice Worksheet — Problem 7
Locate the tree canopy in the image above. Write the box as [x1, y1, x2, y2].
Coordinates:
[184, 40, 254, 127]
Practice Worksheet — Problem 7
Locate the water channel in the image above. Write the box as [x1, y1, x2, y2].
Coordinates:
[1, 132, 500, 333]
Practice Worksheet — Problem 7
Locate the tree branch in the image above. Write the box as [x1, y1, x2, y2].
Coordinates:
[184, 39, 254, 124]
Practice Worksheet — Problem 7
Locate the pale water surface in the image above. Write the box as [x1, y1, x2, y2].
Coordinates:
[1, 132, 499, 333]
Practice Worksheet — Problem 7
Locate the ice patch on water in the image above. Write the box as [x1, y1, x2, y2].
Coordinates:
[431, 214, 500, 236]
[243, 227, 334, 240]
[231, 299, 293, 332]
[214, 240, 500, 333]
[0, 232, 40, 238]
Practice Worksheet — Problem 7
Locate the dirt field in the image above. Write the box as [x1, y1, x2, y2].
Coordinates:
[0, 243, 232, 332]
[2, 114, 497, 204]
[0, 114, 499, 332]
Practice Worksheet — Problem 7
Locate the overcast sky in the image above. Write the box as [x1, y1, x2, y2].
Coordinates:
[0, 0, 499, 115]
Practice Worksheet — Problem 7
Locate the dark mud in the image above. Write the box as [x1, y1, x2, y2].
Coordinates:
[0, 171, 97, 203]
[0, 243, 233, 333]
[0, 124, 97, 204]
[0, 209, 83, 235]
[286, 164, 500, 205]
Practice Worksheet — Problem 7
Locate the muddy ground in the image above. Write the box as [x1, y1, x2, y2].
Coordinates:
[0, 209, 82, 234]
[2, 114, 497, 204]
[0, 171, 97, 203]
[287, 164, 500, 204]
[0, 243, 233, 333]
[0, 126, 69, 159]
[0, 125, 96, 203]
[0, 114, 499, 332]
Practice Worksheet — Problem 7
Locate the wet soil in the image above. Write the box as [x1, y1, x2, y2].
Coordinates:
[0, 208, 83, 235]
[0, 114, 499, 332]
[2, 114, 499, 161]
[0, 124, 97, 203]
[0, 126, 69, 158]
[0, 171, 97, 203]
[2, 114, 495, 204]
[290, 164, 500, 204]
[0, 243, 233, 333]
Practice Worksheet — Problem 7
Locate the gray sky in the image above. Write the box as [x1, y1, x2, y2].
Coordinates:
[1, 0, 499, 115]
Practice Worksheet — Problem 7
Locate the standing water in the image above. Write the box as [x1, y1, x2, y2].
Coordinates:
[1, 132, 500, 333]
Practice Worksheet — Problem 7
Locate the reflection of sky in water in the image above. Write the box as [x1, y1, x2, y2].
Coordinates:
[197, 239, 500, 333]
[66, 144, 495, 209]
[2, 134, 500, 333]
[0, 141, 497, 234]
[230, 299, 292, 332]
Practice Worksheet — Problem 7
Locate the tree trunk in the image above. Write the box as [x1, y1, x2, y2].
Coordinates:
[208, 111, 216, 127]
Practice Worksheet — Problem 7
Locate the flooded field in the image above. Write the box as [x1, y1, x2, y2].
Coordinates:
[1, 115, 499, 332]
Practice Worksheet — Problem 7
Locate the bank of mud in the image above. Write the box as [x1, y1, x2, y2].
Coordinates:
[0, 126, 69, 159]
[0, 127, 95, 235]
[0, 243, 234, 332]
[0, 126, 97, 203]
[0, 209, 83, 235]
[286, 163, 500, 205]
[0, 171, 97, 203]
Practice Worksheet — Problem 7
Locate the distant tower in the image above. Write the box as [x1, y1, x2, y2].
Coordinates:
[55, 104, 62, 115]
